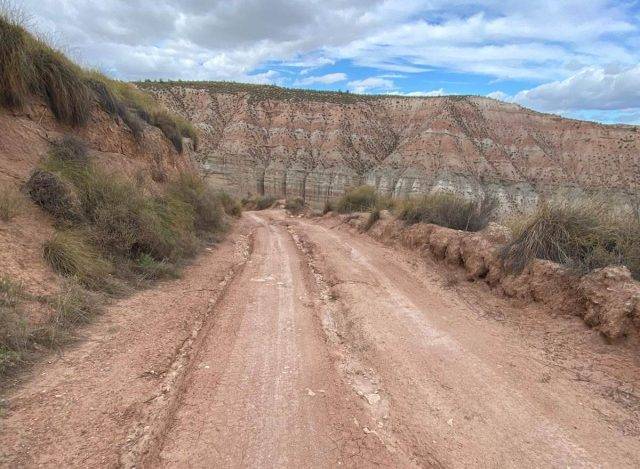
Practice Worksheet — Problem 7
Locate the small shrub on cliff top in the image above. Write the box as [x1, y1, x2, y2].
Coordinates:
[502, 197, 640, 279]
[397, 192, 496, 232]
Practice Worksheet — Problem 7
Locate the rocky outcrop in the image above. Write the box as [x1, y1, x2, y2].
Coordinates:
[345, 213, 640, 340]
[141, 82, 640, 212]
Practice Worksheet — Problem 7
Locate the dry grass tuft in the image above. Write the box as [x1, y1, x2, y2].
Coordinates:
[216, 191, 242, 217]
[397, 192, 496, 232]
[1, 275, 103, 375]
[0, 184, 25, 221]
[285, 197, 305, 214]
[502, 197, 640, 279]
[242, 194, 277, 211]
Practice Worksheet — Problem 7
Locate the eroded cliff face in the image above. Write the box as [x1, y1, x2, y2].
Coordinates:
[141, 83, 640, 211]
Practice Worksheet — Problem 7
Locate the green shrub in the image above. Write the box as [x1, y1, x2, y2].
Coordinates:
[285, 197, 305, 214]
[397, 192, 496, 231]
[0, 184, 24, 221]
[255, 195, 276, 210]
[43, 230, 114, 290]
[335, 185, 378, 213]
[48, 134, 89, 165]
[502, 197, 640, 278]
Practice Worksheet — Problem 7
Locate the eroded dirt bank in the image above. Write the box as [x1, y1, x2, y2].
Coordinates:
[2, 210, 640, 467]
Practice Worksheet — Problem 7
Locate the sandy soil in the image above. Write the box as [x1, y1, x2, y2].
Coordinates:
[2, 210, 640, 468]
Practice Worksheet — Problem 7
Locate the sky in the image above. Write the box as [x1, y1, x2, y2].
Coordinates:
[15, 0, 640, 124]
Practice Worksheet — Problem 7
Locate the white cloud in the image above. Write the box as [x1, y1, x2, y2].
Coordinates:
[13, 0, 640, 123]
[487, 91, 509, 101]
[294, 72, 347, 86]
[19, 0, 640, 84]
[391, 89, 447, 97]
[514, 65, 640, 111]
[347, 77, 396, 94]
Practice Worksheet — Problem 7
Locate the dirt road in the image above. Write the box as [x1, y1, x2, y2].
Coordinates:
[2, 210, 640, 468]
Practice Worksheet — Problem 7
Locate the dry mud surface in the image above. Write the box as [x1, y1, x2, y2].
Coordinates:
[2, 210, 640, 468]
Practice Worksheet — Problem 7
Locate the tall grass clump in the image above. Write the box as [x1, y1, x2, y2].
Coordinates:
[502, 197, 640, 279]
[0, 10, 197, 149]
[335, 185, 378, 213]
[43, 231, 113, 290]
[397, 192, 496, 232]
[0, 12, 31, 108]
[30, 46, 92, 126]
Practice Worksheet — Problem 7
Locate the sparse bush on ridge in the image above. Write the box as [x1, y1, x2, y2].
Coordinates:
[0, 11, 197, 151]
[502, 197, 640, 279]
[397, 192, 496, 232]
[0, 184, 24, 221]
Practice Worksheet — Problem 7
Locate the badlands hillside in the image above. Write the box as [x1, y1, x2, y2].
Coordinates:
[140, 81, 640, 211]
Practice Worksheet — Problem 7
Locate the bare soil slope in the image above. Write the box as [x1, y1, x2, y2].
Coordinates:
[2, 210, 639, 467]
